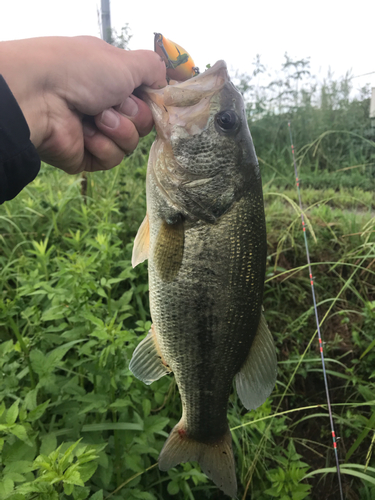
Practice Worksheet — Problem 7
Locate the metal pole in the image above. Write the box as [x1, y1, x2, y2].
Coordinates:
[101, 0, 111, 43]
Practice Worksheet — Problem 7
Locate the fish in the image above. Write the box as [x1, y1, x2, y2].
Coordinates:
[130, 60, 277, 498]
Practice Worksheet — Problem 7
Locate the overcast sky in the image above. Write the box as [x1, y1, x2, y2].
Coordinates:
[2, 0, 374, 94]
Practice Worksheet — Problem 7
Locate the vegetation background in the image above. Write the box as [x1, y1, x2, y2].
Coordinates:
[0, 38, 374, 500]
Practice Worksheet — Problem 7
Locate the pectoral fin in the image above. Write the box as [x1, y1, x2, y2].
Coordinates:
[129, 326, 172, 385]
[235, 312, 277, 411]
[154, 219, 184, 282]
[132, 214, 150, 268]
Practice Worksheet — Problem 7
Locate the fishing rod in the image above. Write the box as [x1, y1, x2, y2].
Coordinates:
[288, 122, 344, 500]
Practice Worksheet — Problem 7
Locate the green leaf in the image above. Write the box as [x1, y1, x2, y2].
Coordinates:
[73, 486, 90, 500]
[125, 454, 143, 473]
[345, 410, 375, 462]
[360, 337, 375, 359]
[341, 464, 375, 474]
[144, 416, 169, 435]
[59, 440, 82, 471]
[81, 422, 143, 432]
[27, 400, 50, 422]
[292, 489, 311, 500]
[75, 452, 98, 466]
[109, 398, 132, 409]
[154, 392, 164, 405]
[133, 492, 155, 500]
[107, 277, 124, 285]
[96, 288, 107, 298]
[63, 469, 85, 487]
[265, 486, 285, 496]
[304, 465, 375, 485]
[89, 491, 103, 500]
[47, 340, 84, 367]
[64, 482, 75, 495]
[0, 401, 6, 418]
[78, 461, 98, 482]
[6, 401, 19, 425]
[2, 439, 37, 463]
[18, 406, 27, 423]
[30, 349, 46, 374]
[9, 425, 31, 444]
[40, 433, 57, 456]
[167, 481, 180, 495]
[0, 476, 14, 496]
[4, 461, 34, 474]
[83, 313, 104, 328]
[142, 399, 151, 418]
[42, 305, 66, 321]
[3, 472, 25, 483]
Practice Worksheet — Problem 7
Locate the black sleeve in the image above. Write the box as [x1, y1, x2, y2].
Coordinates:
[0, 75, 41, 204]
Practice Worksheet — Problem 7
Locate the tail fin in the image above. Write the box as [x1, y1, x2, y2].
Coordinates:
[158, 419, 237, 498]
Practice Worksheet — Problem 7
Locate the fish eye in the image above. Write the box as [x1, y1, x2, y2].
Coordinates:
[215, 110, 239, 133]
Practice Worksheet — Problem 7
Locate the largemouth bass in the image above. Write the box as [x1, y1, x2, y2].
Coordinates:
[130, 61, 277, 498]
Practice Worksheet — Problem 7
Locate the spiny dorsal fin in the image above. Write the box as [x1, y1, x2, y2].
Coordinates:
[154, 219, 184, 282]
[132, 214, 150, 268]
[129, 325, 172, 385]
[235, 312, 277, 411]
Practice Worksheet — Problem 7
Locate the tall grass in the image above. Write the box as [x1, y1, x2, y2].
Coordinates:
[235, 53, 375, 188]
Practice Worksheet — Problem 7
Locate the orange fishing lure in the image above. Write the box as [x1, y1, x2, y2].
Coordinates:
[154, 33, 199, 81]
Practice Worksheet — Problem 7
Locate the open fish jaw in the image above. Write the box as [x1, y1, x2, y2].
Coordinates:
[141, 61, 231, 138]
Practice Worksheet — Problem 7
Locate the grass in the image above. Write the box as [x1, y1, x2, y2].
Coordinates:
[0, 143, 374, 500]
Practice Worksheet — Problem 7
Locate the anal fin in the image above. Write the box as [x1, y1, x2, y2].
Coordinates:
[129, 325, 171, 385]
[235, 312, 277, 411]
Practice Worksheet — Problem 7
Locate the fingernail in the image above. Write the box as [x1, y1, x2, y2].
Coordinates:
[119, 96, 139, 117]
[100, 108, 120, 129]
[83, 122, 96, 137]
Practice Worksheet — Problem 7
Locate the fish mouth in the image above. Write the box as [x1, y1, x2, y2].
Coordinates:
[140, 61, 230, 138]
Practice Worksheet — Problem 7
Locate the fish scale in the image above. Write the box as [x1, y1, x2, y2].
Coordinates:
[130, 61, 277, 498]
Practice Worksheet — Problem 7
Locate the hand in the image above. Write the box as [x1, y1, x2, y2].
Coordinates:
[0, 36, 167, 174]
